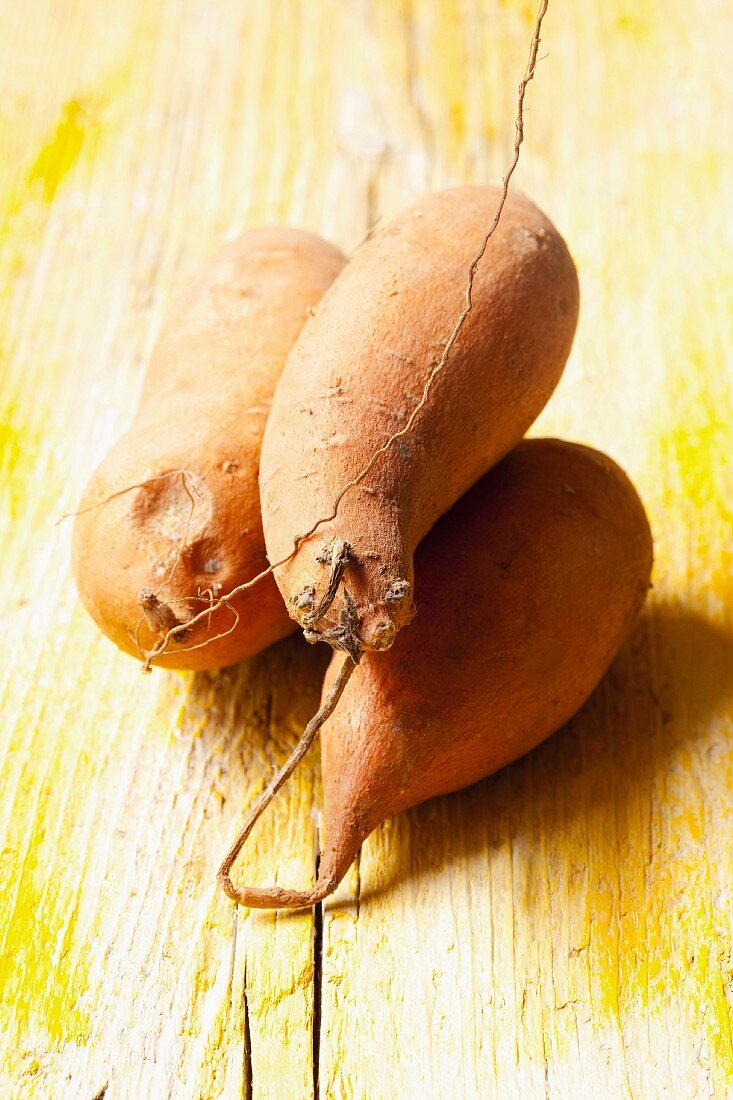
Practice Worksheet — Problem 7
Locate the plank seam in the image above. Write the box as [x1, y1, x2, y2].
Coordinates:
[312, 848, 323, 1100]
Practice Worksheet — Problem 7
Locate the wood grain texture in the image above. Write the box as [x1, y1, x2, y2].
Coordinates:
[0, 1, 731, 1097]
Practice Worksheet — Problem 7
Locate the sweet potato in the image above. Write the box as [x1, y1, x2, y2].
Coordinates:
[259, 186, 579, 653]
[221, 439, 653, 907]
[73, 228, 345, 670]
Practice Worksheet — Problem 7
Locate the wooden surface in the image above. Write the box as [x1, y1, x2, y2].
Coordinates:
[1, 1, 731, 1096]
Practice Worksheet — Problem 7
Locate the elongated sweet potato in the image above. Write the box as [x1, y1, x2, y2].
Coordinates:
[222, 439, 652, 907]
[260, 187, 579, 653]
[73, 229, 345, 669]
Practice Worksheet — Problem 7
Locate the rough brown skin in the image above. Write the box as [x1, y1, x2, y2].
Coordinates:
[72, 228, 346, 670]
[260, 187, 580, 653]
[224, 439, 653, 907]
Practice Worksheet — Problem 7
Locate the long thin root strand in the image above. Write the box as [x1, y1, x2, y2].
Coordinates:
[217, 654, 357, 909]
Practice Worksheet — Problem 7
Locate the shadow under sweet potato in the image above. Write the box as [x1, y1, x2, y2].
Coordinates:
[189, 631, 329, 765]
[353, 599, 733, 904]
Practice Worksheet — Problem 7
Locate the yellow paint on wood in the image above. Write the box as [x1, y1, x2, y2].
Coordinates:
[0, 0, 731, 1096]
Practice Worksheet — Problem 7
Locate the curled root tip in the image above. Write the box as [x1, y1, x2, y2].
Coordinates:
[216, 654, 356, 910]
[217, 870, 339, 911]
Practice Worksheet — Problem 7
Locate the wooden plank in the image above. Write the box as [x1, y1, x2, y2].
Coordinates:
[0, 0, 731, 1097]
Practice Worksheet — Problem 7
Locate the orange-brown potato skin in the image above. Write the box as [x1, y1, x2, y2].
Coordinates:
[260, 187, 580, 651]
[73, 229, 346, 670]
[316, 439, 653, 892]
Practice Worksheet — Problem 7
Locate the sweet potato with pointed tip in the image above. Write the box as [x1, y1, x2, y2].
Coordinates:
[73, 228, 345, 670]
[233, 439, 652, 907]
[260, 186, 579, 653]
